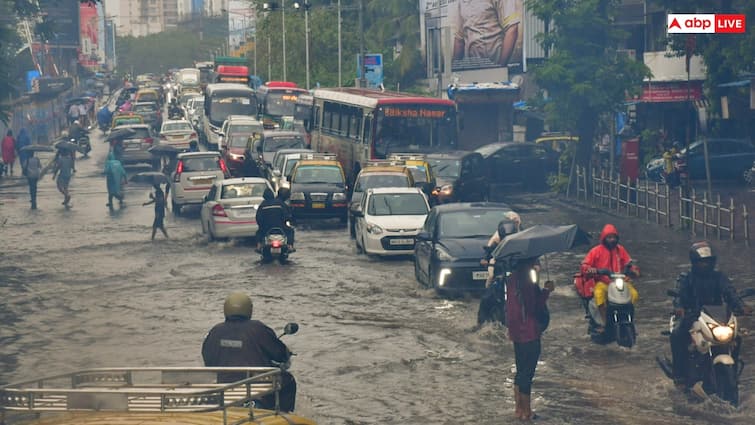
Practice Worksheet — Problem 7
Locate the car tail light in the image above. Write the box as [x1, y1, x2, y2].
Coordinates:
[145, 137, 154, 145]
[212, 204, 227, 217]
[174, 160, 184, 182]
[219, 158, 230, 177]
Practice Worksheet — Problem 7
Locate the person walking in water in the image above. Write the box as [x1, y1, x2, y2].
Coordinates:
[22, 151, 42, 209]
[104, 152, 127, 209]
[2, 130, 16, 176]
[52, 149, 75, 206]
[143, 183, 169, 240]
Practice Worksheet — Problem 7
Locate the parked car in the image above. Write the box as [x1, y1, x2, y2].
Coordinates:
[414, 202, 513, 295]
[254, 130, 308, 168]
[646, 138, 755, 182]
[114, 124, 157, 168]
[353, 187, 430, 256]
[159, 120, 198, 151]
[170, 151, 230, 215]
[426, 151, 488, 203]
[476, 142, 551, 192]
[288, 157, 349, 222]
[348, 163, 415, 238]
[200, 177, 272, 240]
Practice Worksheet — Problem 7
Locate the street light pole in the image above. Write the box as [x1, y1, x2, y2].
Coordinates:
[358, 0, 365, 88]
[268, 35, 272, 81]
[338, 0, 342, 86]
[282, 0, 287, 81]
[304, 3, 310, 89]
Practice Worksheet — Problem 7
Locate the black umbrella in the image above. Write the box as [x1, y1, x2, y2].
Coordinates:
[106, 128, 136, 142]
[54, 141, 81, 152]
[19, 144, 54, 153]
[148, 144, 181, 156]
[492, 224, 591, 262]
[130, 171, 169, 185]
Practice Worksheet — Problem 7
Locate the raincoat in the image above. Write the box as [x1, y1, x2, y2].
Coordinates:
[505, 264, 550, 343]
[97, 106, 113, 128]
[580, 224, 638, 306]
[104, 153, 127, 197]
[16, 129, 31, 165]
[2, 133, 16, 164]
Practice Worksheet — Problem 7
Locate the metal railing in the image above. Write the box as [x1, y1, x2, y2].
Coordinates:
[573, 167, 751, 246]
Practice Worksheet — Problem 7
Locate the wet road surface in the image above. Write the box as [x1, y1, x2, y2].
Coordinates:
[1, 129, 754, 424]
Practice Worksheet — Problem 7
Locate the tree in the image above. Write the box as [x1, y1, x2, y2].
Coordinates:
[527, 0, 650, 168]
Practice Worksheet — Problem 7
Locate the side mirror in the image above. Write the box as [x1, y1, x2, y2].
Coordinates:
[273, 169, 281, 177]
[283, 322, 299, 336]
[416, 231, 431, 241]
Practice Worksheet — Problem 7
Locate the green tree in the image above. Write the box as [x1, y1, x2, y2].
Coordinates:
[528, 0, 651, 168]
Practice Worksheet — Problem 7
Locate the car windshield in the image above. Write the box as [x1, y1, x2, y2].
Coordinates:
[407, 166, 428, 182]
[368, 193, 428, 216]
[265, 92, 298, 117]
[133, 104, 157, 112]
[438, 210, 512, 238]
[128, 128, 150, 139]
[221, 183, 268, 199]
[182, 156, 221, 172]
[229, 134, 253, 148]
[294, 165, 343, 184]
[210, 96, 256, 125]
[355, 174, 410, 192]
[231, 124, 262, 134]
[264, 136, 305, 152]
[428, 158, 461, 179]
[162, 123, 192, 132]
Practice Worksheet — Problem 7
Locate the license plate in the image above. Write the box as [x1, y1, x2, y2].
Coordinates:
[171, 135, 185, 140]
[472, 271, 488, 280]
[271, 247, 281, 254]
[193, 179, 212, 185]
[312, 202, 325, 209]
[390, 238, 414, 245]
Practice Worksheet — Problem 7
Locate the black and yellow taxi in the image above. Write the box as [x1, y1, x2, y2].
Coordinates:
[110, 112, 145, 130]
[288, 155, 349, 223]
[387, 153, 436, 194]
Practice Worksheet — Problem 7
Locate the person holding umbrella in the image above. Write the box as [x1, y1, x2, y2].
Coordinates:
[104, 152, 128, 209]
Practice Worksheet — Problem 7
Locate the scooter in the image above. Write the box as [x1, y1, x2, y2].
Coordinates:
[261, 226, 290, 264]
[657, 288, 755, 406]
[578, 269, 637, 348]
[72, 134, 91, 157]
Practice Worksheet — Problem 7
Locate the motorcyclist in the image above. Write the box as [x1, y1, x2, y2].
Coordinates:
[670, 241, 752, 388]
[662, 141, 682, 187]
[168, 98, 182, 118]
[69, 120, 85, 142]
[202, 292, 296, 412]
[255, 188, 295, 252]
[580, 224, 639, 332]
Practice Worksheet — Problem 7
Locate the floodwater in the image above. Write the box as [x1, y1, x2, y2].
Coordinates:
[1, 130, 754, 425]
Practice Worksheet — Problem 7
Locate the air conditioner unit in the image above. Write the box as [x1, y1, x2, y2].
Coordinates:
[617, 49, 637, 60]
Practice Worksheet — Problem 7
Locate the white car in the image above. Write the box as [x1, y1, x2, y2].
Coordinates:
[170, 151, 229, 215]
[159, 119, 198, 150]
[200, 177, 272, 240]
[354, 187, 431, 256]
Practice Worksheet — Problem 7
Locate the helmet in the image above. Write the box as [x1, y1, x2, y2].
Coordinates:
[689, 241, 716, 275]
[223, 292, 253, 319]
[497, 219, 517, 240]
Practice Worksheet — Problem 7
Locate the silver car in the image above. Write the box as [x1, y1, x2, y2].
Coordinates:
[159, 119, 197, 151]
[200, 177, 272, 240]
[170, 152, 229, 215]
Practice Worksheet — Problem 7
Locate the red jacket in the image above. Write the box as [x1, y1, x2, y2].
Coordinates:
[506, 269, 550, 343]
[580, 224, 633, 284]
[2, 136, 15, 163]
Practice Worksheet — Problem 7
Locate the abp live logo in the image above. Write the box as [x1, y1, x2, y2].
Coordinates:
[667, 14, 746, 34]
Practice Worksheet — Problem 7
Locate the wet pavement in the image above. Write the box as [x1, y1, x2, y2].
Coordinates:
[1, 128, 755, 425]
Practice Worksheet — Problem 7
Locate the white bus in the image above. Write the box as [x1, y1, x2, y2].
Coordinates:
[202, 83, 257, 150]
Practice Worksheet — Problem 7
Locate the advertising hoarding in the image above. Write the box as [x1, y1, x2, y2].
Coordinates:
[38, 0, 80, 48]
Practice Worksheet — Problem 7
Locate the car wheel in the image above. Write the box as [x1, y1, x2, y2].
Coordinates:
[355, 233, 363, 254]
[172, 199, 182, 216]
[349, 218, 356, 238]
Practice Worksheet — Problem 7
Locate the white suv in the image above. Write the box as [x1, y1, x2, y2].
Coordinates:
[170, 152, 229, 215]
[354, 187, 430, 256]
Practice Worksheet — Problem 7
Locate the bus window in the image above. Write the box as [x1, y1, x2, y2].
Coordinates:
[339, 106, 349, 136]
[362, 115, 373, 145]
[313, 105, 321, 130]
[350, 114, 361, 140]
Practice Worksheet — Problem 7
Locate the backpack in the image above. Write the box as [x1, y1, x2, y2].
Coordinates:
[25, 157, 42, 179]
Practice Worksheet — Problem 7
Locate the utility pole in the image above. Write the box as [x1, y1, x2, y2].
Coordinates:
[338, 0, 342, 86]
[268, 36, 272, 81]
[304, 3, 310, 89]
[282, 0, 287, 81]
[358, 0, 365, 88]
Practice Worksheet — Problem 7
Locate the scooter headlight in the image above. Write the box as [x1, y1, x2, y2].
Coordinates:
[529, 268, 538, 284]
[614, 277, 625, 291]
[710, 324, 734, 342]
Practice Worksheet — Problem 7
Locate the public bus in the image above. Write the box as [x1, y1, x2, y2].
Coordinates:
[256, 81, 308, 127]
[202, 83, 257, 150]
[310, 88, 458, 181]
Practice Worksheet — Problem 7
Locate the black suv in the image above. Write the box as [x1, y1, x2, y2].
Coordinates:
[426, 151, 488, 204]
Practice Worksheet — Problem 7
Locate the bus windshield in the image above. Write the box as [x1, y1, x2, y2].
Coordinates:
[209, 95, 256, 127]
[264, 92, 299, 117]
[374, 107, 456, 157]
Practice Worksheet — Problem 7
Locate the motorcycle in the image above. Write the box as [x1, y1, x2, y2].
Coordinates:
[72, 133, 91, 157]
[657, 288, 755, 406]
[576, 268, 637, 348]
[253, 322, 298, 412]
[261, 226, 291, 264]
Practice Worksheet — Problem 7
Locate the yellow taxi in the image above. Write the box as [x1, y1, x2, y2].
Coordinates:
[134, 88, 160, 104]
[110, 112, 145, 130]
[288, 155, 349, 222]
[387, 153, 435, 189]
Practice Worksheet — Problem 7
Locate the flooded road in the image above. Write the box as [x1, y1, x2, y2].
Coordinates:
[1, 131, 754, 424]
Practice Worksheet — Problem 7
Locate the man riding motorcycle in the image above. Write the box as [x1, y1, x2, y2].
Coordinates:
[69, 120, 86, 141]
[580, 224, 639, 332]
[255, 188, 295, 252]
[669, 241, 752, 388]
[202, 292, 297, 412]
[168, 98, 183, 119]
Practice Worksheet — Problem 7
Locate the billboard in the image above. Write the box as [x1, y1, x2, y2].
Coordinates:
[356, 54, 384, 89]
[79, 2, 101, 69]
[227, 0, 254, 55]
[447, 0, 523, 71]
[38, 0, 80, 48]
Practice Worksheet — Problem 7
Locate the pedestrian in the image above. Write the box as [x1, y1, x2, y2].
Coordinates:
[2, 130, 16, 176]
[67, 102, 80, 125]
[22, 152, 42, 210]
[143, 183, 169, 240]
[51, 149, 75, 206]
[78, 103, 89, 127]
[506, 256, 554, 421]
[104, 152, 127, 209]
[15, 128, 32, 175]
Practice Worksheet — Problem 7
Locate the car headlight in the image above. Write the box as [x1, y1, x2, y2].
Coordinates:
[290, 192, 305, 201]
[366, 222, 383, 235]
[332, 192, 347, 201]
[710, 324, 734, 342]
[440, 184, 453, 195]
[435, 246, 455, 261]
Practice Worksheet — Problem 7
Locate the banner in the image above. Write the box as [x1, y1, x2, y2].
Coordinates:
[79, 2, 100, 69]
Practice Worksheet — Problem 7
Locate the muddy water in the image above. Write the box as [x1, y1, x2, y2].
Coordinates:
[1, 133, 754, 424]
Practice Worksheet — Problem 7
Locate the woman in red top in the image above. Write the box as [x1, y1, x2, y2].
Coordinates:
[505, 256, 554, 421]
[2, 130, 16, 176]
